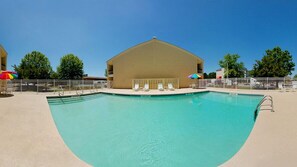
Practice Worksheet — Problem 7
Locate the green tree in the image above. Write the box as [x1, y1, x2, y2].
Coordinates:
[57, 54, 84, 79]
[203, 72, 208, 79]
[251, 47, 295, 77]
[294, 74, 297, 79]
[208, 72, 216, 78]
[13, 51, 52, 79]
[50, 71, 59, 79]
[219, 54, 245, 78]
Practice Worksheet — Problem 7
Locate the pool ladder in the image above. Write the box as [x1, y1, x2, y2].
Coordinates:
[58, 85, 64, 96]
[254, 95, 274, 120]
[73, 86, 83, 98]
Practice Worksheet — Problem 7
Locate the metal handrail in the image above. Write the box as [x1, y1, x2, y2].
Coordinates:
[75, 86, 83, 96]
[258, 95, 274, 111]
[254, 95, 274, 120]
[58, 85, 64, 96]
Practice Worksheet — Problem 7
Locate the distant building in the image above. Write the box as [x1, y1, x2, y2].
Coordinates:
[0, 45, 7, 71]
[106, 38, 204, 89]
[216, 68, 225, 79]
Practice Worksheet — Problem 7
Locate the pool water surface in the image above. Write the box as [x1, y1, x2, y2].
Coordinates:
[48, 92, 263, 167]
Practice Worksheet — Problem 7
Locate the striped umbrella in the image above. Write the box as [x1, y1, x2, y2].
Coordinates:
[0, 71, 18, 80]
[188, 73, 202, 79]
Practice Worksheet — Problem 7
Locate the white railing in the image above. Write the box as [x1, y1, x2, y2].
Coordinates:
[199, 77, 297, 90]
[3, 79, 112, 94]
[1, 77, 296, 94]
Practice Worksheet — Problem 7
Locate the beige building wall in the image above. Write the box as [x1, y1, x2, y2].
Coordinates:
[0, 45, 8, 89]
[0, 45, 7, 71]
[107, 39, 204, 89]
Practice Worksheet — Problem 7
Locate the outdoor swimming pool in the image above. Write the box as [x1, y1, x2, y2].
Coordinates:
[48, 91, 263, 167]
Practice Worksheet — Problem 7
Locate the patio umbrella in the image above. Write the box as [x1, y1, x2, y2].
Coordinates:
[188, 73, 202, 88]
[0, 71, 18, 80]
[188, 73, 202, 79]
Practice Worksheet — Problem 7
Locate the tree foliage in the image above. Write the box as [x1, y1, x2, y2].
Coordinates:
[13, 51, 52, 79]
[219, 54, 245, 78]
[203, 72, 217, 79]
[294, 74, 297, 79]
[57, 54, 84, 79]
[251, 47, 295, 77]
[50, 71, 59, 79]
[203, 73, 208, 79]
[203, 72, 216, 79]
[208, 72, 216, 78]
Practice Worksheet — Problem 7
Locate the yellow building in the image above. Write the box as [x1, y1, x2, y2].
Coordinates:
[0, 45, 8, 93]
[0, 45, 7, 71]
[107, 38, 204, 89]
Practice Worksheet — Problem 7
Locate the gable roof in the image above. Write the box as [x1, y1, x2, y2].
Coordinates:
[107, 38, 203, 64]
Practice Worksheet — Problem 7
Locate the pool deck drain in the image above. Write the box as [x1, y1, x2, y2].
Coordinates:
[0, 88, 297, 167]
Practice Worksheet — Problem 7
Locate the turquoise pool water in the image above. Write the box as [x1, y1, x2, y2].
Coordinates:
[48, 92, 263, 167]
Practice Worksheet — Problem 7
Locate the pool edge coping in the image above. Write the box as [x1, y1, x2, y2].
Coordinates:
[46, 89, 264, 99]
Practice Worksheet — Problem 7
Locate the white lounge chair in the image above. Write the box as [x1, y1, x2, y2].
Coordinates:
[158, 83, 164, 91]
[143, 83, 149, 91]
[250, 78, 260, 87]
[133, 83, 140, 91]
[0, 86, 5, 94]
[292, 84, 297, 92]
[291, 81, 297, 92]
[6, 82, 14, 94]
[226, 79, 232, 86]
[168, 83, 174, 91]
[0, 81, 13, 95]
[278, 83, 285, 92]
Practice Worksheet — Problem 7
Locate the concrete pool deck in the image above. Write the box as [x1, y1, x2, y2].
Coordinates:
[0, 88, 296, 166]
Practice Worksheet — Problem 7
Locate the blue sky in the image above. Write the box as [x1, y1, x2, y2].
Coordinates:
[1, 0, 297, 77]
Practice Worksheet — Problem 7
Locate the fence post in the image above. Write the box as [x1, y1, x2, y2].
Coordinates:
[20, 79, 22, 93]
[93, 80, 95, 91]
[37, 79, 39, 94]
[250, 78, 252, 90]
[69, 80, 71, 93]
[267, 77, 268, 90]
[53, 79, 55, 94]
[82, 79, 84, 94]
[46, 79, 48, 92]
